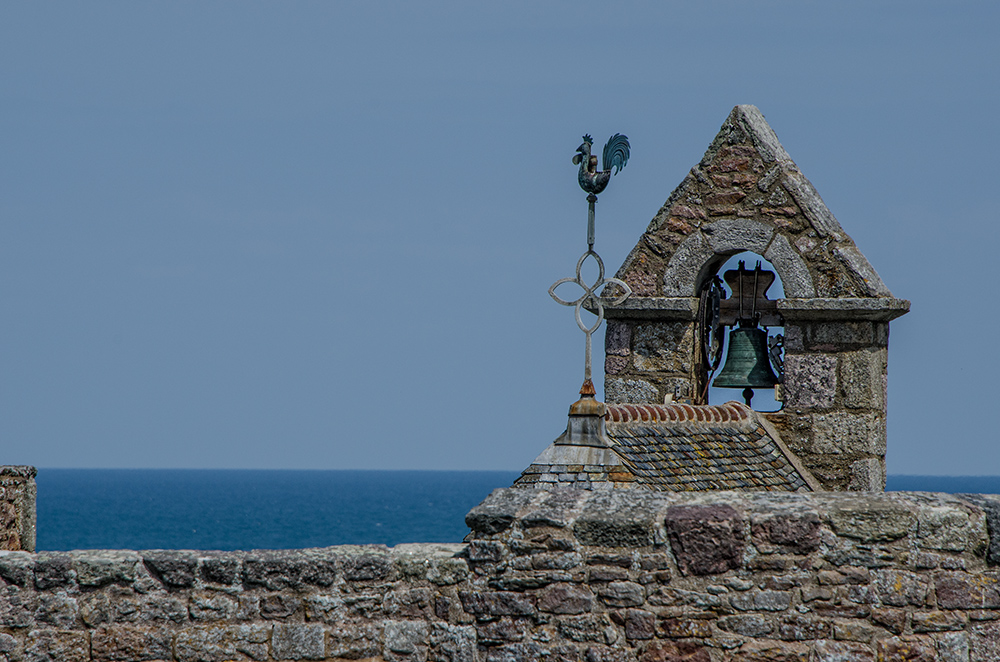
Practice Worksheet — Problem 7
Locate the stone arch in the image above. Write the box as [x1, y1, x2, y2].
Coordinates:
[662, 218, 815, 298]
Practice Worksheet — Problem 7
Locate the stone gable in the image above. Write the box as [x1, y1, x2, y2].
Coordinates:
[611, 104, 892, 300]
[600, 106, 908, 491]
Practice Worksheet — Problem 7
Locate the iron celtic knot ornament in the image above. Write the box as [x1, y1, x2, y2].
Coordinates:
[549, 251, 631, 335]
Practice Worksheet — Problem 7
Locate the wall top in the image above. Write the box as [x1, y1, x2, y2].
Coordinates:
[0, 466, 36, 479]
[610, 105, 904, 302]
[466, 486, 993, 559]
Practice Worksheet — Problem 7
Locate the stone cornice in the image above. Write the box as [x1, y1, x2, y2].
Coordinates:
[597, 296, 910, 322]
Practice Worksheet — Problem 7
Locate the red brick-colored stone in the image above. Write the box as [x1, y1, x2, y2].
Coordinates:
[706, 190, 747, 206]
[624, 609, 655, 640]
[664, 505, 746, 576]
[709, 157, 751, 173]
[670, 204, 705, 220]
[751, 512, 822, 554]
[936, 572, 1000, 609]
[666, 217, 695, 234]
[640, 640, 710, 662]
[728, 639, 810, 662]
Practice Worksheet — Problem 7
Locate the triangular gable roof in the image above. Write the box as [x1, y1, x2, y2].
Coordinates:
[513, 402, 821, 492]
[613, 105, 892, 300]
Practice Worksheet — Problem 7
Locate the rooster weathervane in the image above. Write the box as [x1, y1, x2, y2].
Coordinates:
[573, 133, 630, 249]
[549, 133, 632, 392]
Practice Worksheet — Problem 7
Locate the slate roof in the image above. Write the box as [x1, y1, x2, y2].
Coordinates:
[605, 402, 815, 491]
[514, 402, 819, 492]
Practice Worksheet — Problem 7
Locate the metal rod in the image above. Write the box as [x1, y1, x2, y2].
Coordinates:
[738, 262, 744, 321]
[752, 262, 760, 322]
[587, 194, 597, 249]
[585, 331, 592, 383]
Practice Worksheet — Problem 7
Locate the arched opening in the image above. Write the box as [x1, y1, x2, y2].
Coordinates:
[662, 220, 815, 299]
[699, 251, 785, 412]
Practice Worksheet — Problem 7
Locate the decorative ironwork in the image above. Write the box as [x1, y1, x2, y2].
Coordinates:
[573, 134, 631, 251]
[551, 134, 633, 388]
[697, 276, 726, 403]
[549, 251, 631, 385]
[768, 334, 785, 382]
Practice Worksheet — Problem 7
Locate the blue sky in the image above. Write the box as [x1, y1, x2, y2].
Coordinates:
[2, 2, 998, 474]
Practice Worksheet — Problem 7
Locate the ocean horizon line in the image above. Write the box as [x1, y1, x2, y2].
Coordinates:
[31, 471, 1000, 551]
[34, 467, 525, 473]
[30, 468, 1000, 479]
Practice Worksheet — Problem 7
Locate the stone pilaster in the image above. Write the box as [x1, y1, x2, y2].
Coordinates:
[0, 465, 36, 552]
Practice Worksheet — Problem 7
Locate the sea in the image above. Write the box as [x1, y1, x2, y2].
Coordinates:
[33, 470, 1000, 552]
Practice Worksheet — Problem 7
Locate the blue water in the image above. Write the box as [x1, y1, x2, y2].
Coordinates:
[33, 471, 1000, 552]
[884, 475, 1000, 494]
[36, 469, 520, 552]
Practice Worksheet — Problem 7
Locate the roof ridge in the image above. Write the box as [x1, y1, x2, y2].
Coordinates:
[606, 401, 752, 426]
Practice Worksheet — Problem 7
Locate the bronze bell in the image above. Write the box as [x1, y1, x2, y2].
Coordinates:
[713, 326, 779, 405]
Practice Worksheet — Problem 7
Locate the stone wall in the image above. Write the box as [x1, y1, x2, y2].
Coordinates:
[0, 467, 35, 553]
[6, 487, 1000, 661]
[764, 316, 891, 492]
[0, 543, 474, 662]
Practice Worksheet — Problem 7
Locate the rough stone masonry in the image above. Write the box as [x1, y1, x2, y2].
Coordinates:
[600, 105, 909, 493]
[4, 487, 1000, 661]
[0, 468, 35, 554]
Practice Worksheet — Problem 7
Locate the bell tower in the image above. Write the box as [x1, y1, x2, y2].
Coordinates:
[602, 106, 908, 491]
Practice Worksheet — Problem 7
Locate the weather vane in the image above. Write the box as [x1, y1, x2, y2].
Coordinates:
[549, 134, 632, 392]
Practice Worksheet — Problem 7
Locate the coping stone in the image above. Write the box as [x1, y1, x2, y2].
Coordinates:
[777, 298, 910, 322]
[0, 467, 37, 479]
[141, 550, 199, 588]
[70, 550, 140, 588]
[826, 499, 915, 542]
[834, 245, 893, 297]
[781, 169, 846, 242]
[957, 494, 1000, 565]
[734, 105, 792, 164]
[465, 489, 542, 535]
[601, 297, 698, 321]
[572, 489, 670, 548]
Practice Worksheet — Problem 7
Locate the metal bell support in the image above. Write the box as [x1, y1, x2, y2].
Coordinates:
[710, 260, 781, 408]
[713, 325, 780, 406]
